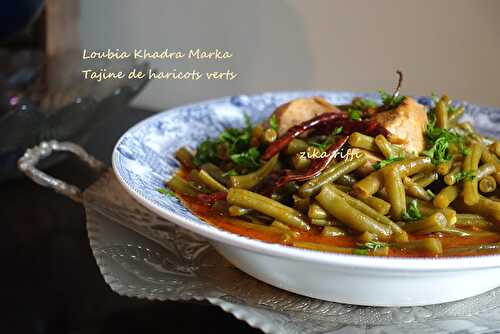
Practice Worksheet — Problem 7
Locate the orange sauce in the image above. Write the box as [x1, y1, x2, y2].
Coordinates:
[176, 171, 500, 258]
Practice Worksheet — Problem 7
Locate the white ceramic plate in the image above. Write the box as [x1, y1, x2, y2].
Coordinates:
[112, 91, 500, 306]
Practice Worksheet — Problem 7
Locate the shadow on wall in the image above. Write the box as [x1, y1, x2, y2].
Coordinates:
[80, 0, 314, 110]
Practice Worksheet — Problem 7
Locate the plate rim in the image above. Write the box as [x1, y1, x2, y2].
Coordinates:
[112, 90, 500, 273]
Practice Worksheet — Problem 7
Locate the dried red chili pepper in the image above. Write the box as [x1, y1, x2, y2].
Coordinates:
[262, 114, 390, 160]
[276, 136, 349, 187]
[261, 112, 347, 160]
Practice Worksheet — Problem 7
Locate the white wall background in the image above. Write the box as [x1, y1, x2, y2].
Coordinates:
[80, 0, 500, 110]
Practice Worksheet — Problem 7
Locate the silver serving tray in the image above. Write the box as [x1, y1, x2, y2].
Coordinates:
[18, 142, 500, 334]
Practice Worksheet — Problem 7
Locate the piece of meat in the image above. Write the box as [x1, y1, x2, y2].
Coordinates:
[373, 97, 428, 154]
[272, 97, 341, 135]
[349, 148, 383, 175]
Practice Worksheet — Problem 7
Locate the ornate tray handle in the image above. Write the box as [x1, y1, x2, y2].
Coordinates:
[17, 140, 106, 203]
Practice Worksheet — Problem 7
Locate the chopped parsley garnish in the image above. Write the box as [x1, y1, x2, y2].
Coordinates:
[309, 138, 332, 152]
[361, 241, 388, 250]
[431, 92, 439, 105]
[347, 108, 362, 121]
[309, 128, 343, 152]
[333, 126, 344, 135]
[379, 89, 405, 109]
[194, 114, 262, 172]
[230, 147, 261, 170]
[354, 241, 388, 255]
[353, 98, 377, 109]
[157, 187, 175, 196]
[193, 139, 219, 166]
[222, 169, 238, 177]
[372, 156, 404, 170]
[269, 114, 279, 132]
[422, 118, 466, 165]
[402, 199, 422, 222]
[454, 170, 476, 182]
[460, 146, 471, 156]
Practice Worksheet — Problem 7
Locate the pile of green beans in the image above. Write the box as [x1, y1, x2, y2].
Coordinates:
[164, 93, 500, 258]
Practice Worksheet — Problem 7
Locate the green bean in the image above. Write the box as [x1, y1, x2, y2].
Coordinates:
[298, 154, 368, 197]
[197, 169, 228, 192]
[358, 231, 377, 243]
[228, 205, 251, 216]
[453, 195, 500, 222]
[456, 214, 494, 229]
[463, 143, 483, 205]
[329, 185, 407, 241]
[375, 187, 389, 201]
[292, 195, 310, 212]
[448, 143, 461, 155]
[479, 161, 500, 181]
[374, 135, 394, 158]
[458, 122, 483, 142]
[448, 105, 464, 125]
[406, 196, 457, 225]
[167, 175, 202, 196]
[410, 172, 426, 183]
[333, 184, 352, 193]
[440, 208, 458, 226]
[353, 171, 384, 198]
[358, 196, 391, 215]
[392, 238, 443, 255]
[437, 159, 453, 175]
[229, 155, 279, 189]
[308, 203, 329, 219]
[227, 188, 310, 230]
[495, 172, 500, 184]
[201, 163, 229, 185]
[435, 99, 448, 129]
[481, 148, 500, 183]
[399, 212, 447, 233]
[376, 134, 410, 159]
[490, 141, 500, 159]
[413, 171, 439, 188]
[433, 185, 459, 209]
[435, 227, 498, 238]
[293, 241, 355, 254]
[335, 174, 358, 187]
[397, 157, 434, 177]
[188, 169, 205, 186]
[349, 132, 378, 152]
[245, 215, 270, 225]
[403, 176, 433, 201]
[443, 243, 500, 256]
[175, 147, 195, 169]
[479, 175, 497, 193]
[270, 220, 289, 230]
[321, 226, 347, 237]
[291, 153, 311, 170]
[270, 221, 301, 240]
[383, 165, 406, 219]
[226, 218, 292, 241]
[287, 139, 309, 155]
[262, 128, 277, 144]
[310, 218, 338, 226]
[316, 185, 393, 239]
[444, 163, 464, 185]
